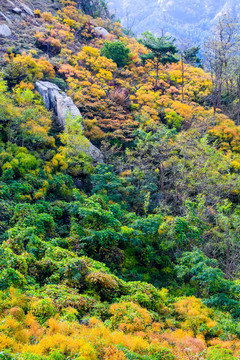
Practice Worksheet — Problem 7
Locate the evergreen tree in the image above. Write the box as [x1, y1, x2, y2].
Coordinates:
[139, 32, 178, 91]
[183, 46, 202, 67]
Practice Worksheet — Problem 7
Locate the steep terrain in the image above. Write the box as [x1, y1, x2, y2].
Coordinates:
[1, 0, 240, 359]
[0, 0, 60, 62]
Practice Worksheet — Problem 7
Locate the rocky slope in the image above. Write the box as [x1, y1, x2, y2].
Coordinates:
[2, 1, 240, 359]
[0, 0, 104, 162]
[0, 0, 61, 60]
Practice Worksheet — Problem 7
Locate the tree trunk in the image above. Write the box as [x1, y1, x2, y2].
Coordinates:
[181, 54, 185, 103]
[160, 164, 164, 194]
[155, 61, 159, 92]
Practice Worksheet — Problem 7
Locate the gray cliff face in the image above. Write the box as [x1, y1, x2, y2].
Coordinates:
[35, 81, 82, 129]
[35, 81, 104, 163]
[0, 24, 12, 37]
[108, 0, 240, 44]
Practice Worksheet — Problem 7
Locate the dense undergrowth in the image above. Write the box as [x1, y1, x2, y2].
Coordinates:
[1, 0, 240, 359]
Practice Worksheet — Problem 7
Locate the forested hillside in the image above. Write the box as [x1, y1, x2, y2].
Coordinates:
[1, 0, 240, 359]
[109, 0, 240, 43]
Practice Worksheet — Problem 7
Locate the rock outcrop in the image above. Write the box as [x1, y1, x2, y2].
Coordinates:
[20, 3, 34, 16]
[12, 7, 22, 14]
[0, 10, 13, 24]
[94, 26, 110, 39]
[2, 1, 34, 19]
[35, 81, 104, 163]
[36, 81, 80, 128]
[0, 24, 12, 37]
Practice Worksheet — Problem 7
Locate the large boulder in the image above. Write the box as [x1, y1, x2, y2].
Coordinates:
[0, 24, 12, 37]
[35, 81, 81, 128]
[94, 26, 110, 39]
[35, 81, 104, 162]
[21, 3, 34, 17]
[12, 7, 22, 15]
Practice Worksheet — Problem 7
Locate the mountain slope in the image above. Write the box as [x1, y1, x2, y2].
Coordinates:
[108, 0, 240, 43]
[1, 1, 240, 359]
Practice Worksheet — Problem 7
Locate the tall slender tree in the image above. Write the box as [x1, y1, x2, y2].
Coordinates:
[139, 32, 178, 91]
[177, 39, 202, 103]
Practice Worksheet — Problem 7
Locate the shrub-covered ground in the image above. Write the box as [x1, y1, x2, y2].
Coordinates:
[1, 1, 240, 359]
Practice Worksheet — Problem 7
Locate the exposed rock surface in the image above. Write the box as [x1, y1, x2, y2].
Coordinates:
[12, 7, 22, 14]
[94, 26, 110, 38]
[0, 24, 12, 37]
[35, 81, 104, 162]
[2, 1, 34, 18]
[35, 81, 77, 128]
[0, 11, 13, 24]
[21, 3, 34, 16]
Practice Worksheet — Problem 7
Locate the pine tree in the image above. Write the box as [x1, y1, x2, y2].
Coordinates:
[139, 32, 178, 91]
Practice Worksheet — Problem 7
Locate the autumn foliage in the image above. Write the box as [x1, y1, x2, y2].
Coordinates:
[1, 1, 240, 360]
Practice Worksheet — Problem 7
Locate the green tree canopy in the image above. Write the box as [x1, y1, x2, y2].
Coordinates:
[183, 46, 202, 67]
[101, 40, 130, 67]
[139, 32, 178, 90]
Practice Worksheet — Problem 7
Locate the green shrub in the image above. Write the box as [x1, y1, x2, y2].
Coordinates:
[206, 346, 237, 360]
[165, 110, 183, 130]
[154, 348, 175, 360]
[30, 297, 58, 323]
[101, 41, 130, 67]
[0, 268, 26, 290]
[15, 152, 39, 175]
[17, 354, 43, 360]
[45, 77, 67, 91]
[48, 350, 65, 360]
[60, 307, 78, 322]
[0, 352, 15, 360]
